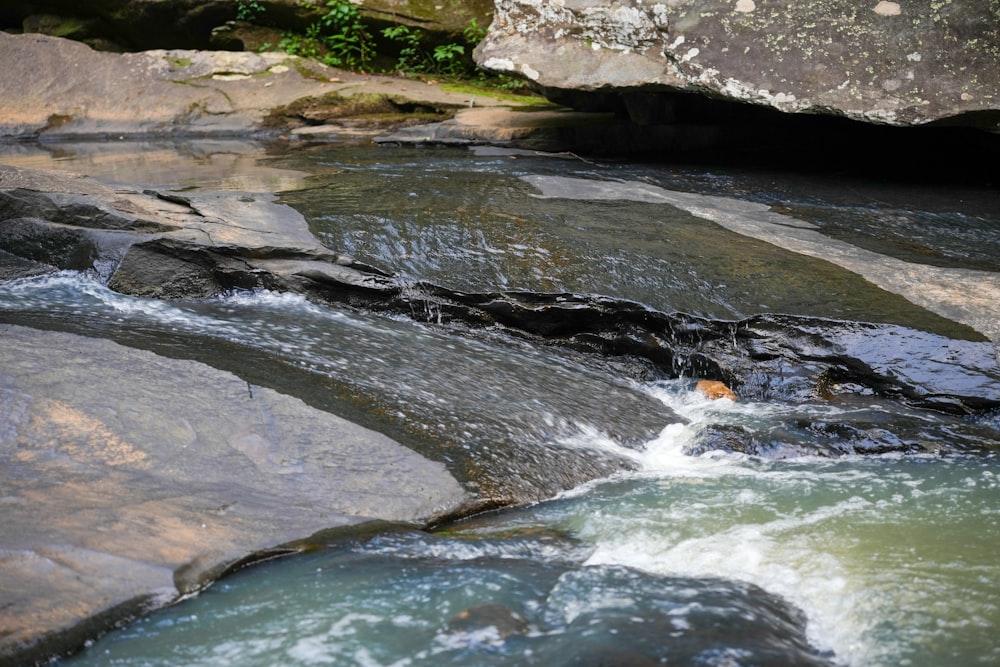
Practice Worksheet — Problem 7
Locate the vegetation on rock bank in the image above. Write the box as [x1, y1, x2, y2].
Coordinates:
[1, 0, 534, 97]
[242, 0, 528, 93]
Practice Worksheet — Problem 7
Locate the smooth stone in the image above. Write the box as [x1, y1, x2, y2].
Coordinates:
[0, 324, 468, 664]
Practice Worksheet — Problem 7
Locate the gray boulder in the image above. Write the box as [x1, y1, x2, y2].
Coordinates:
[475, 0, 1000, 127]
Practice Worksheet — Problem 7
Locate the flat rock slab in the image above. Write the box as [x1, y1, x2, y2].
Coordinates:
[374, 107, 621, 150]
[0, 324, 468, 664]
[0, 32, 517, 141]
[520, 174, 1000, 360]
[0, 162, 402, 312]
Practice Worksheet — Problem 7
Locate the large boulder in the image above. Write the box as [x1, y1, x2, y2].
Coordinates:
[475, 0, 1000, 128]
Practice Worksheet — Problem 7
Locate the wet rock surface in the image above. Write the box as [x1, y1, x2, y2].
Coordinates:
[5, 161, 999, 418]
[3, 163, 998, 420]
[0, 161, 674, 661]
[0, 324, 468, 665]
[519, 174, 1000, 360]
[188, 529, 836, 667]
[0, 22, 996, 665]
[443, 297, 1000, 416]
[2, 159, 998, 662]
[0, 162, 678, 462]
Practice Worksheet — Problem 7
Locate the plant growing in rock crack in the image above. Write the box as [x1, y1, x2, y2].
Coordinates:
[381, 24, 425, 73]
[274, 7, 537, 95]
[463, 17, 487, 45]
[381, 24, 469, 77]
[280, 30, 321, 60]
[316, 0, 374, 69]
[432, 42, 466, 77]
[277, 0, 373, 69]
[235, 0, 265, 21]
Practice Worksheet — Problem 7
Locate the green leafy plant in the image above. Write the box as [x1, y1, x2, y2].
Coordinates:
[316, 0, 374, 69]
[279, 31, 320, 60]
[432, 43, 465, 77]
[236, 0, 265, 21]
[273, 4, 536, 96]
[277, 0, 374, 70]
[463, 17, 488, 45]
[381, 24, 471, 77]
[381, 24, 425, 73]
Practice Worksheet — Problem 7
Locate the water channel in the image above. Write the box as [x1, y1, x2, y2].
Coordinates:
[1, 140, 998, 666]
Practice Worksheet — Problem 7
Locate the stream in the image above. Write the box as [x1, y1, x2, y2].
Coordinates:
[1, 140, 998, 666]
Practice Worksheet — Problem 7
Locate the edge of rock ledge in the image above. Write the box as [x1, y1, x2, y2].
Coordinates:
[0, 324, 470, 666]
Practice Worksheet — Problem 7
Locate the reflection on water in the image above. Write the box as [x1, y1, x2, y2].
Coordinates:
[0, 140, 313, 192]
[2, 141, 999, 666]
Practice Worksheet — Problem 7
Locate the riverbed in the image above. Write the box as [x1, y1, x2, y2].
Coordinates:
[1, 140, 997, 666]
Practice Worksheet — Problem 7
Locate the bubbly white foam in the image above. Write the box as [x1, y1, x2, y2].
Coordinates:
[569, 380, 909, 665]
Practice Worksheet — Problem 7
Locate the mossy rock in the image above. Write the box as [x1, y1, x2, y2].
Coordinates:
[263, 91, 457, 129]
[22, 13, 108, 42]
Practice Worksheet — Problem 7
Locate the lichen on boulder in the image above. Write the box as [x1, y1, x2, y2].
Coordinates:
[475, 0, 1000, 128]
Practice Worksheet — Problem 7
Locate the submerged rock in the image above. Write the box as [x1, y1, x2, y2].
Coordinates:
[447, 603, 530, 639]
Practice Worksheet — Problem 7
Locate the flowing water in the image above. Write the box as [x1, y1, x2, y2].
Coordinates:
[1, 141, 998, 666]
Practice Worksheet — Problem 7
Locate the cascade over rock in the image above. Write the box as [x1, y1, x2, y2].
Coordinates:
[3, 163, 998, 420]
[475, 0, 1000, 128]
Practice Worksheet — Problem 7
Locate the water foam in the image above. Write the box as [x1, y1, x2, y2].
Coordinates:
[569, 381, 904, 665]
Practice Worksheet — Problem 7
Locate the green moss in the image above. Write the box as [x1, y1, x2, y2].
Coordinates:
[440, 83, 551, 106]
[292, 60, 334, 82]
[24, 14, 90, 39]
[165, 56, 192, 68]
[49, 17, 87, 38]
[43, 113, 74, 131]
[263, 91, 455, 129]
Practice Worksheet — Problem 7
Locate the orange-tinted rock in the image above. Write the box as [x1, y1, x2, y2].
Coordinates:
[447, 603, 528, 638]
[695, 380, 737, 401]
